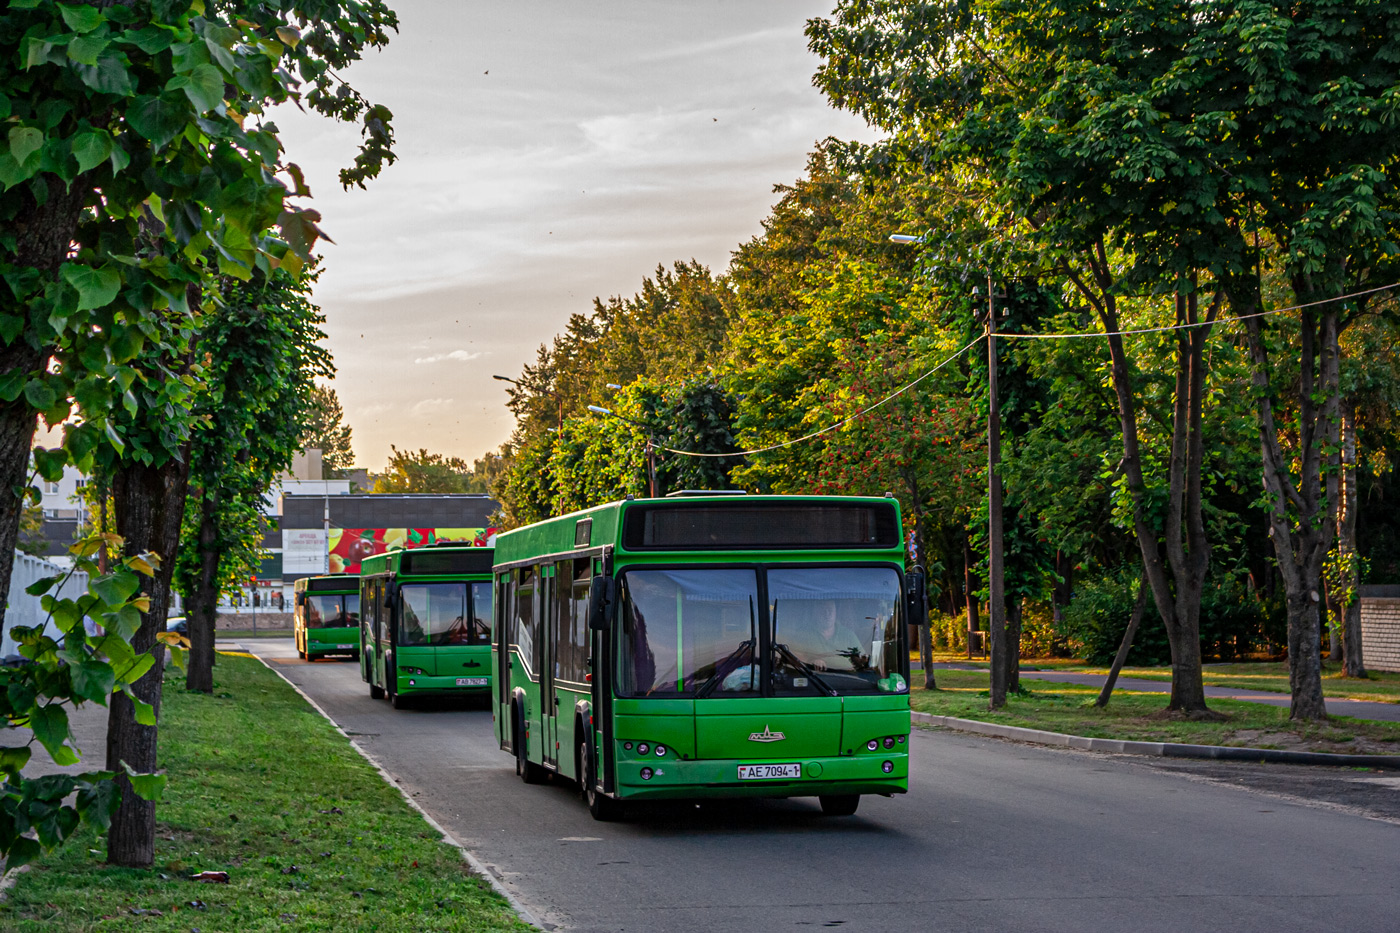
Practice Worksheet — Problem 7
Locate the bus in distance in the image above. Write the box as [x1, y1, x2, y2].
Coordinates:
[359, 545, 494, 708]
[492, 493, 923, 820]
[293, 574, 361, 661]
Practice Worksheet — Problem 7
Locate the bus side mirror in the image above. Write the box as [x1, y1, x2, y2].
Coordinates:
[588, 575, 615, 631]
[906, 569, 929, 628]
[295, 593, 304, 607]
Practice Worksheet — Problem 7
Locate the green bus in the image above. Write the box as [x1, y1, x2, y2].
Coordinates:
[359, 544, 495, 709]
[293, 574, 361, 661]
[492, 493, 923, 820]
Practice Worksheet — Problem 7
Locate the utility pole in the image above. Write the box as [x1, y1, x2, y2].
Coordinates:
[986, 273, 1008, 709]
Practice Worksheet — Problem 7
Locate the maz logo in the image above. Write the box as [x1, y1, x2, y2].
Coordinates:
[748, 725, 786, 743]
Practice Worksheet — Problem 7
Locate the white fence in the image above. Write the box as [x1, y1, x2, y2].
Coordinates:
[2, 551, 91, 658]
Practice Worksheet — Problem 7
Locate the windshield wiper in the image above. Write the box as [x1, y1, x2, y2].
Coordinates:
[772, 642, 838, 697]
[694, 639, 754, 698]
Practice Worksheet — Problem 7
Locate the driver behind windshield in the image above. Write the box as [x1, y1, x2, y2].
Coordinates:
[783, 600, 865, 672]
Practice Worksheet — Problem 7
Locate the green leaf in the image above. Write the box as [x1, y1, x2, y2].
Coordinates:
[8, 0, 42, 8]
[72, 659, 116, 704]
[58, 3, 105, 33]
[23, 37, 53, 70]
[121, 761, 166, 801]
[67, 34, 108, 66]
[25, 575, 58, 597]
[120, 652, 155, 686]
[167, 63, 224, 113]
[90, 571, 139, 606]
[75, 50, 134, 97]
[75, 776, 119, 828]
[23, 378, 56, 411]
[126, 94, 189, 151]
[9, 126, 42, 164]
[0, 745, 32, 776]
[71, 130, 112, 173]
[59, 263, 121, 311]
[125, 26, 172, 55]
[30, 705, 78, 766]
[32, 445, 66, 480]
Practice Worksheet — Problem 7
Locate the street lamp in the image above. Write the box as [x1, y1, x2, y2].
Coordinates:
[587, 405, 659, 498]
[494, 373, 563, 431]
[890, 233, 1009, 706]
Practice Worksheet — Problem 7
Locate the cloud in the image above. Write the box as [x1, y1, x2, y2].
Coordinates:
[413, 349, 484, 364]
[411, 398, 456, 417]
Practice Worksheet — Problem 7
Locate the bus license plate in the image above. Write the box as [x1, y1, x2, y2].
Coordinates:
[336, 644, 356, 649]
[456, 677, 488, 687]
[738, 763, 801, 780]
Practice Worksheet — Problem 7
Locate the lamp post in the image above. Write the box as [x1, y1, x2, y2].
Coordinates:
[891, 234, 1009, 707]
[587, 405, 659, 498]
[493, 373, 563, 431]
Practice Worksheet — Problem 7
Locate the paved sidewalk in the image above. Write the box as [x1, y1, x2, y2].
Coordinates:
[918, 663, 1400, 723]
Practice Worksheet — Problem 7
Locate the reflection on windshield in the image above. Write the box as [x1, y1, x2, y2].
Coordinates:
[400, 583, 490, 647]
[615, 566, 905, 697]
[617, 569, 758, 697]
[770, 567, 903, 696]
[306, 594, 359, 629]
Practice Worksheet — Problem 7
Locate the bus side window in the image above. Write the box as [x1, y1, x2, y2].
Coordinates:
[516, 567, 536, 673]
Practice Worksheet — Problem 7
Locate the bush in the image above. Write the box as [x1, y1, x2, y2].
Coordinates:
[1059, 569, 1274, 665]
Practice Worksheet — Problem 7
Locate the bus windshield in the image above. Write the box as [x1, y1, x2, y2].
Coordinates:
[616, 566, 904, 698]
[400, 583, 490, 647]
[306, 594, 359, 629]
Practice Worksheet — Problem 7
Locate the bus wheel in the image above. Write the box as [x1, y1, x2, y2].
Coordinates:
[514, 708, 546, 785]
[369, 683, 384, 700]
[391, 688, 410, 710]
[818, 795, 860, 816]
[581, 734, 624, 822]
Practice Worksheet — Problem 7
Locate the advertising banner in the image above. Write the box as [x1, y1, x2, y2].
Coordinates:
[283, 528, 329, 574]
[328, 527, 496, 574]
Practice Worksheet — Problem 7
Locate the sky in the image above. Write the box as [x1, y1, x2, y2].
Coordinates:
[272, 1, 878, 470]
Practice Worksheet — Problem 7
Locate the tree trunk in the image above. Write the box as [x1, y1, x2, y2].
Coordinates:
[106, 454, 191, 868]
[1080, 256, 1215, 715]
[1052, 549, 1073, 626]
[1339, 400, 1366, 678]
[917, 621, 936, 690]
[1096, 571, 1149, 706]
[1004, 598, 1022, 694]
[1240, 292, 1335, 721]
[185, 487, 221, 693]
[0, 177, 92, 636]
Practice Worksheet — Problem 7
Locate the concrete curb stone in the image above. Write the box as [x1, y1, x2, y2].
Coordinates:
[912, 711, 1399, 769]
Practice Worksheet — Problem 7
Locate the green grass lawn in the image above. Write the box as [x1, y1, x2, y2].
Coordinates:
[0, 656, 528, 932]
[915, 651, 1400, 703]
[911, 670, 1400, 756]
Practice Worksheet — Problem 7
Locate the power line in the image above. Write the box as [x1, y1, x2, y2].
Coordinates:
[661, 336, 985, 459]
[657, 278, 1400, 460]
[997, 280, 1400, 341]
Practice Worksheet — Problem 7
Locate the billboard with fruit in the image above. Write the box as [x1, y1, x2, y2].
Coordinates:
[327, 527, 496, 574]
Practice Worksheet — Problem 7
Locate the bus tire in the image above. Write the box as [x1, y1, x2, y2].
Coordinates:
[818, 794, 860, 816]
[581, 733, 624, 822]
[369, 683, 384, 700]
[390, 688, 409, 710]
[514, 707, 546, 785]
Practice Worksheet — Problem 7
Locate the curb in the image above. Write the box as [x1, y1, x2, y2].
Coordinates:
[250, 653, 542, 929]
[911, 711, 1400, 769]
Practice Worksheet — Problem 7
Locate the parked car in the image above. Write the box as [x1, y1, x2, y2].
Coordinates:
[165, 616, 188, 635]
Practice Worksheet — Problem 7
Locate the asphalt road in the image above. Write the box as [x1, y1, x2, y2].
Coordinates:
[243, 639, 1400, 933]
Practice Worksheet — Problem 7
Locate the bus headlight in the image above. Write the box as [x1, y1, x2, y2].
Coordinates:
[640, 767, 654, 781]
[882, 760, 894, 773]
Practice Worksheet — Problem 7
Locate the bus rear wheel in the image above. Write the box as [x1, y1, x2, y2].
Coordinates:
[818, 794, 860, 816]
[580, 734, 624, 822]
[514, 709, 546, 785]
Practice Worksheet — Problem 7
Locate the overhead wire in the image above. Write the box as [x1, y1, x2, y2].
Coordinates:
[644, 278, 1400, 459]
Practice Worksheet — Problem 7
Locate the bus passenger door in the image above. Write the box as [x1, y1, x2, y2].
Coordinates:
[541, 565, 559, 768]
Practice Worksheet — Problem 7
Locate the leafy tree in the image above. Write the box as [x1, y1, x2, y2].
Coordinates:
[371, 446, 481, 494]
[176, 270, 333, 694]
[0, 537, 171, 868]
[0, 0, 398, 640]
[298, 384, 354, 476]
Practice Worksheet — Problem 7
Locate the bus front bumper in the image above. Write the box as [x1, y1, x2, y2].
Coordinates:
[614, 753, 908, 800]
